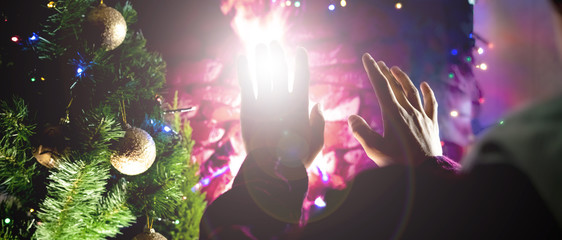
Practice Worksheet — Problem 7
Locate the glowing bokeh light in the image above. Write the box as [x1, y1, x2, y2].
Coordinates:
[479, 97, 485, 104]
[448, 73, 454, 79]
[450, 49, 458, 55]
[328, 4, 335, 11]
[47, 1, 56, 8]
[340, 0, 347, 7]
[11, 36, 19, 43]
[4, 218, 10, 224]
[294, 1, 301, 7]
[31, 77, 36, 82]
[76, 67, 83, 74]
[479, 63, 487, 70]
[285, 0, 291, 6]
[314, 197, 326, 208]
[477, 47, 484, 55]
[395, 2, 403, 9]
[163, 126, 172, 132]
[450, 110, 459, 117]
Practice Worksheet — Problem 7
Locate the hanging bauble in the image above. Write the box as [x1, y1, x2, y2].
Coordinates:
[110, 125, 156, 175]
[85, 3, 127, 51]
[132, 227, 167, 240]
[33, 145, 59, 168]
[32, 124, 68, 168]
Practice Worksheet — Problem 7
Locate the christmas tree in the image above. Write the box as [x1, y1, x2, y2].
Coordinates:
[0, 0, 205, 239]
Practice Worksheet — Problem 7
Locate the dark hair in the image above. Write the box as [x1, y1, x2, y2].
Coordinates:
[552, 0, 562, 14]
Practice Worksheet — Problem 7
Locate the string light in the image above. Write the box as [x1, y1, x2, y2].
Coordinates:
[499, 120, 504, 125]
[340, 0, 347, 7]
[29, 33, 39, 42]
[395, 2, 403, 9]
[328, 4, 335, 11]
[285, 0, 291, 6]
[47, 1, 56, 8]
[30, 208, 35, 213]
[448, 73, 454, 79]
[294, 1, 301, 7]
[478, 97, 485, 104]
[31, 77, 36, 82]
[76, 67, 84, 77]
[450, 110, 459, 117]
[477, 47, 484, 55]
[479, 63, 487, 70]
[4, 218, 10, 224]
[465, 56, 472, 62]
[163, 126, 172, 132]
[11, 36, 20, 43]
[314, 197, 326, 208]
[450, 49, 458, 56]
[174, 220, 180, 225]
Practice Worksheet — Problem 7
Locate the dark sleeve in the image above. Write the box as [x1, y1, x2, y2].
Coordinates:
[199, 148, 308, 240]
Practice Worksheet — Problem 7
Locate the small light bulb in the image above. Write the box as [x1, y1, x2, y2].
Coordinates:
[31, 77, 36, 82]
[47, 1, 56, 8]
[479, 63, 488, 70]
[11, 36, 19, 43]
[4, 218, 11, 224]
[448, 73, 454, 79]
[76, 67, 83, 74]
[294, 1, 301, 7]
[328, 4, 335, 11]
[163, 126, 172, 132]
[450, 110, 459, 117]
[314, 197, 326, 207]
[285, 0, 291, 6]
[477, 47, 484, 55]
[395, 2, 403, 9]
[41, 77, 45, 81]
[340, 0, 347, 7]
[30, 208, 35, 213]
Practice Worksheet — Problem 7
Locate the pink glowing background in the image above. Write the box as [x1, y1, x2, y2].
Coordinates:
[135, 0, 562, 211]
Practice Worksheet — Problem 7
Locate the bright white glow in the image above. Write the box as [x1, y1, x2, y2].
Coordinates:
[395, 2, 403, 9]
[294, 1, 301, 7]
[468, 0, 475, 5]
[163, 126, 172, 132]
[328, 4, 335, 11]
[450, 110, 459, 117]
[340, 0, 347, 7]
[11, 36, 19, 42]
[479, 63, 488, 70]
[285, 0, 291, 6]
[76, 67, 83, 74]
[477, 47, 484, 55]
[314, 197, 326, 207]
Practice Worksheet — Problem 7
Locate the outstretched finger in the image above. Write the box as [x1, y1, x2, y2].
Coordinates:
[361, 53, 399, 115]
[348, 114, 384, 156]
[306, 103, 325, 168]
[391, 66, 423, 113]
[293, 47, 310, 118]
[377, 61, 413, 112]
[420, 81, 438, 121]
[238, 55, 255, 110]
[255, 44, 271, 102]
[270, 41, 289, 96]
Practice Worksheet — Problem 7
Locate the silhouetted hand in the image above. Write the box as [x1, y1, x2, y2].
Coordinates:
[238, 43, 324, 168]
[348, 53, 442, 167]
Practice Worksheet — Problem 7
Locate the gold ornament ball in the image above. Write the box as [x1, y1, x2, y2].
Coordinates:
[110, 126, 156, 175]
[132, 228, 167, 240]
[33, 145, 59, 169]
[86, 3, 127, 50]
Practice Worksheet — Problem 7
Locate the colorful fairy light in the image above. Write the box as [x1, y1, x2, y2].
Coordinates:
[450, 110, 459, 117]
[448, 73, 454, 79]
[47, 1, 56, 8]
[4, 218, 10, 224]
[294, 1, 301, 7]
[477, 47, 484, 55]
[285, 0, 291, 6]
[479, 63, 487, 70]
[163, 126, 172, 132]
[451, 49, 458, 56]
[340, 0, 347, 7]
[11, 36, 19, 43]
[314, 197, 326, 208]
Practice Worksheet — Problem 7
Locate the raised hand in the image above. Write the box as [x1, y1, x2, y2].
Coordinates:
[238, 43, 325, 168]
[348, 53, 442, 167]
